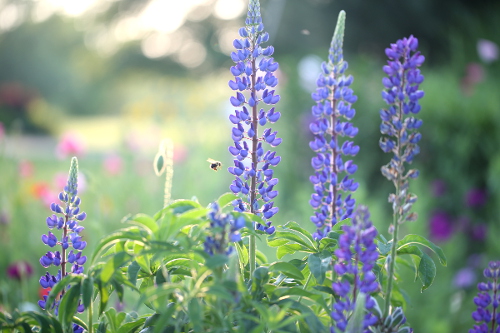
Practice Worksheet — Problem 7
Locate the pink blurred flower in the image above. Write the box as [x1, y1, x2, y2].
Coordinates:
[477, 39, 499, 64]
[429, 211, 454, 242]
[19, 160, 34, 178]
[56, 133, 85, 159]
[465, 188, 487, 207]
[0, 122, 4, 141]
[103, 154, 123, 175]
[7, 261, 33, 281]
[461, 63, 485, 95]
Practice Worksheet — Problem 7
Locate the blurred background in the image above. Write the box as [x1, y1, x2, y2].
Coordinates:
[0, 0, 499, 331]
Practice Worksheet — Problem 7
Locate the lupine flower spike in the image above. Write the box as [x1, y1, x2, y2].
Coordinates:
[331, 205, 379, 332]
[470, 261, 500, 333]
[38, 157, 86, 332]
[309, 10, 359, 241]
[227, 0, 281, 235]
[204, 202, 246, 256]
[379, 35, 424, 318]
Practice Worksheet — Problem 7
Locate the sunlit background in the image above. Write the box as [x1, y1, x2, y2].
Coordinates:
[1, 0, 500, 332]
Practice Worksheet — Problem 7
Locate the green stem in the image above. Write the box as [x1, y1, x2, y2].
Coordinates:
[88, 297, 93, 333]
[297, 272, 312, 303]
[249, 235, 256, 277]
[384, 206, 399, 318]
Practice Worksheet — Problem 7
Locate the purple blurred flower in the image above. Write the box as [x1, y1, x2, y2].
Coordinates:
[465, 188, 488, 208]
[469, 261, 500, 333]
[429, 211, 453, 242]
[477, 39, 499, 64]
[453, 267, 476, 289]
[308, 11, 359, 241]
[431, 179, 447, 197]
[471, 224, 487, 241]
[7, 261, 33, 281]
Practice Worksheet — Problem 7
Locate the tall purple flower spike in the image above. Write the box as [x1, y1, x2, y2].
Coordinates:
[228, 0, 281, 234]
[331, 205, 379, 332]
[470, 261, 500, 333]
[38, 157, 86, 333]
[379, 35, 425, 224]
[309, 10, 359, 241]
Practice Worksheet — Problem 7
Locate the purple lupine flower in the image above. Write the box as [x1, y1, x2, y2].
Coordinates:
[308, 11, 359, 241]
[204, 202, 246, 256]
[227, 0, 281, 234]
[470, 261, 500, 333]
[380, 35, 424, 224]
[38, 157, 86, 326]
[331, 205, 379, 332]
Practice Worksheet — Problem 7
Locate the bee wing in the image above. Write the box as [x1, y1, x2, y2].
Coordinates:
[207, 158, 216, 163]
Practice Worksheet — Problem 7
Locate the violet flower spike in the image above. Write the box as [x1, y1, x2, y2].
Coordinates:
[469, 261, 500, 333]
[331, 205, 379, 332]
[379, 35, 424, 225]
[204, 202, 245, 256]
[309, 10, 359, 241]
[38, 157, 86, 331]
[227, 0, 281, 235]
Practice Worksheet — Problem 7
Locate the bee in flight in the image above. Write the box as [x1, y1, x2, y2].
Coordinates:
[207, 158, 222, 171]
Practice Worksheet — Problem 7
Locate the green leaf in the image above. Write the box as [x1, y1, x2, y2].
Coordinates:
[187, 298, 203, 332]
[81, 276, 94, 309]
[58, 284, 82, 332]
[216, 192, 238, 208]
[346, 292, 365, 333]
[205, 254, 229, 270]
[282, 221, 315, 246]
[127, 261, 141, 286]
[101, 252, 133, 284]
[418, 252, 436, 292]
[126, 214, 158, 234]
[116, 318, 147, 333]
[397, 234, 447, 266]
[277, 244, 303, 259]
[253, 266, 269, 284]
[308, 251, 332, 285]
[376, 238, 392, 256]
[98, 282, 110, 315]
[91, 227, 148, 264]
[331, 218, 351, 231]
[269, 231, 315, 251]
[153, 199, 202, 220]
[235, 241, 248, 267]
[269, 262, 304, 280]
[271, 287, 316, 299]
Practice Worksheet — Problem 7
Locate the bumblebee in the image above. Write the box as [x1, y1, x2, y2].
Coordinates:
[207, 158, 222, 171]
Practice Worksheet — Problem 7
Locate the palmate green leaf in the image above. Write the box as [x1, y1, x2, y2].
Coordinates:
[235, 241, 249, 267]
[308, 251, 332, 285]
[18, 311, 55, 333]
[153, 199, 202, 221]
[58, 284, 82, 332]
[91, 227, 148, 264]
[116, 317, 147, 333]
[125, 214, 158, 234]
[418, 252, 436, 292]
[282, 221, 315, 246]
[188, 298, 203, 332]
[216, 192, 238, 208]
[269, 262, 304, 280]
[101, 251, 133, 284]
[205, 254, 229, 270]
[277, 243, 303, 259]
[276, 299, 327, 333]
[268, 231, 316, 252]
[397, 234, 447, 266]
